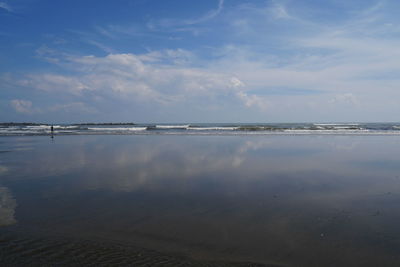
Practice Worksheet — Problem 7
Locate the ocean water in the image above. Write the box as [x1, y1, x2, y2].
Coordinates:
[2, 122, 400, 136]
[1, 134, 400, 266]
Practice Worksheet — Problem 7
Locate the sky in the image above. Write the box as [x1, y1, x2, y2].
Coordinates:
[1, 0, 400, 123]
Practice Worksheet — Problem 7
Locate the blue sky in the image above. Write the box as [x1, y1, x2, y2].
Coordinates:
[1, 0, 400, 123]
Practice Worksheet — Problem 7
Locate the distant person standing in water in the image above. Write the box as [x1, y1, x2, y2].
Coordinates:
[50, 125, 54, 138]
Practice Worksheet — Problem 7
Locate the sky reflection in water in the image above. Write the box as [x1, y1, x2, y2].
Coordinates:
[1, 135, 400, 266]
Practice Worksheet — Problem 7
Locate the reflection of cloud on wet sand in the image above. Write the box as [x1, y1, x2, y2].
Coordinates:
[0, 186, 17, 226]
[5, 135, 400, 204]
[0, 165, 8, 175]
[8, 135, 395, 194]
[80, 138, 279, 192]
[9, 137, 275, 192]
[5, 136, 400, 265]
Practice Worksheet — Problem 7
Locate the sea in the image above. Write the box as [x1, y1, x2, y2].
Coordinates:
[1, 122, 400, 136]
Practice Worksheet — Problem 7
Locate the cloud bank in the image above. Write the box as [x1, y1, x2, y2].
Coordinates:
[17, 49, 266, 111]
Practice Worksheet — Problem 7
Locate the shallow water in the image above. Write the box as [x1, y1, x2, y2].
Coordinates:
[1, 135, 400, 266]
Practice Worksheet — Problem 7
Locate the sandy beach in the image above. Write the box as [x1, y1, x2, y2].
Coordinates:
[0, 135, 400, 266]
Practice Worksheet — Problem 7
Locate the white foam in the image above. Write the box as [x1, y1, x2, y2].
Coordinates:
[331, 126, 361, 129]
[314, 123, 359, 126]
[189, 127, 240, 131]
[0, 127, 20, 131]
[25, 125, 50, 129]
[283, 129, 374, 134]
[53, 125, 79, 129]
[155, 125, 189, 129]
[88, 127, 147, 131]
[54, 130, 75, 133]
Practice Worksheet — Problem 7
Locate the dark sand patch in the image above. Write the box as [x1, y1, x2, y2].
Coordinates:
[0, 230, 283, 267]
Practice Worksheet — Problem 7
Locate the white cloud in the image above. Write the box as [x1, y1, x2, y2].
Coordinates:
[10, 99, 37, 114]
[147, 0, 224, 31]
[22, 50, 263, 109]
[329, 93, 360, 106]
[49, 102, 98, 114]
[19, 74, 91, 95]
[203, 1, 400, 116]
[183, 0, 224, 25]
[84, 39, 115, 54]
[10, 98, 97, 117]
[236, 91, 268, 110]
[0, 2, 12, 12]
[271, 3, 291, 19]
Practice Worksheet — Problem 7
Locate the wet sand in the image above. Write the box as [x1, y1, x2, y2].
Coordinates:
[1, 135, 400, 266]
[0, 230, 279, 267]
